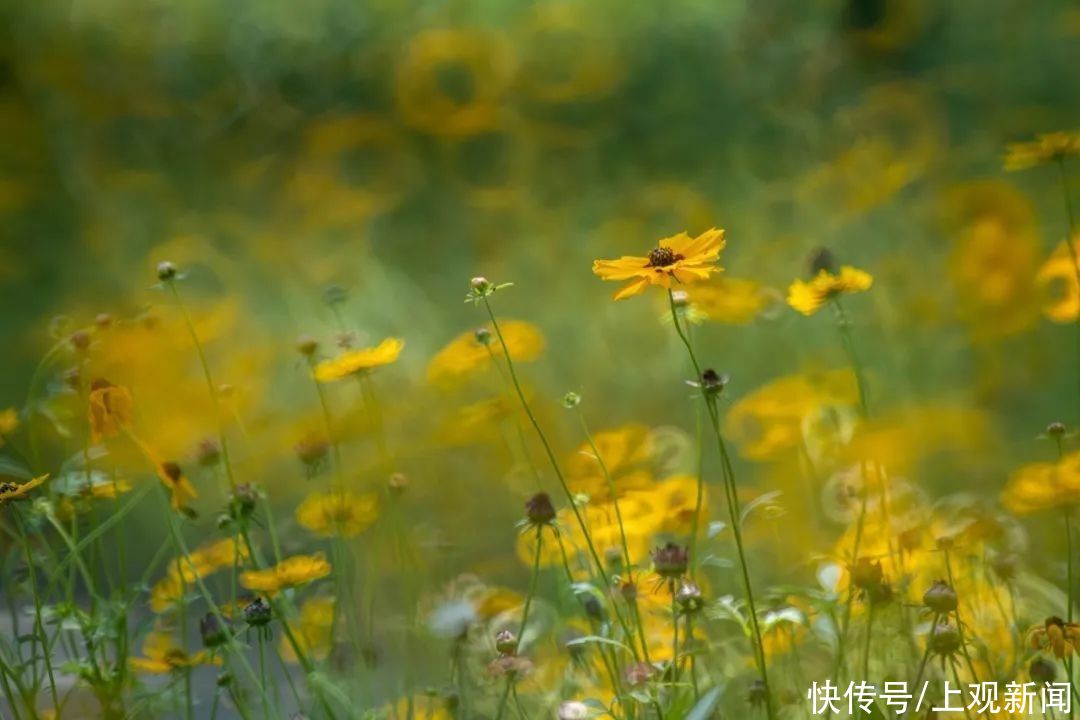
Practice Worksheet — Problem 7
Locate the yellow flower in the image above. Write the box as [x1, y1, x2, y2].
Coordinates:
[150, 539, 249, 612]
[681, 277, 772, 325]
[87, 380, 134, 443]
[1037, 236, 1080, 323]
[280, 596, 335, 663]
[565, 424, 655, 500]
[724, 370, 858, 460]
[426, 321, 544, 387]
[240, 553, 332, 594]
[1001, 451, 1080, 515]
[313, 338, 404, 382]
[1004, 131, 1080, 171]
[787, 266, 873, 315]
[296, 488, 379, 538]
[591, 228, 725, 300]
[0, 475, 46, 505]
[129, 629, 220, 674]
[0, 408, 18, 438]
[385, 695, 452, 720]
[154, 459, 197, 511]
[1029, 617, 1080, 659]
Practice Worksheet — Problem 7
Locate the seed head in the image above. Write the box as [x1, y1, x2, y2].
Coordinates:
[494, 629, 517, 656]
[1048, 421, 1067, 438]
[243, 597, 272, 627]
[675, 581, 704, 614]
[561, 391, 582, 409]
[651, 542, 689, 580]
[473, 327, 492, 346]
[200, 613, 230, 649]
[929, 622, 961, 656]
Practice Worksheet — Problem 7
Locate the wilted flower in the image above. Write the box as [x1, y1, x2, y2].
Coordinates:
[524, 492, 556, 527]
[1029, 617, 1080, 659]
[0, 476, 46, 506]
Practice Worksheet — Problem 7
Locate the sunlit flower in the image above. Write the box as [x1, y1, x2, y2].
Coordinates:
[87, 380, 134, 443]
[296, 488, 379, 538]
[0, 475, 46, 506]
[1029, 617, 1080, 659]
[680, 277, 773, 325]
[155, 460, 197, 511]
[1004, 131, 1080, 171]
[787, 266, 873, 315]
[280, 596, 335, 663]
[591, 228, 725, 300]
[240, 554, 332, 593]
[313, 338, 404, 382]
[129, 629, 221, 674]
[426, 321, 544, 386]
[1001, 451, 1080, 514]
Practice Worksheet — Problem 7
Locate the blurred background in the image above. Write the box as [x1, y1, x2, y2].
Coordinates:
[1, 0, 1079, 710]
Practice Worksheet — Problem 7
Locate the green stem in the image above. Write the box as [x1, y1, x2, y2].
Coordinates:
[481, 297, 639, 660]
[667, 290, 774, 720]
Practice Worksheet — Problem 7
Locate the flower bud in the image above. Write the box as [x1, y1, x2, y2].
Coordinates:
[922, 580, 958, 614]
[1048, 421, 1067, 438]
[470, 277, 491, 293]
[243, 597, 272, 627]
[473, 327, 492, 346]
[494, 629, 517, 656]
[929, 622, 961, 656]
[156, 261, 177, 282]
[561, 392, 581, 409]
[200, 613, 230, 649]
[525, 492, 556, 526]
[807, 247, 837, 276]
[1030, 656, 1057, 684]
[296, 335, 319, 357]
[651, 542, 689, 580]
[675, 581, 704, 614]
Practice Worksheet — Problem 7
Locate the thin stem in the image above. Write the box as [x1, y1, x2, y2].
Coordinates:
[495, 528, 544, 720]
[481, 297, 639, 659]
[167, 281, 236, 489]
[1056, 157, 1080, 424]
[862, 602, 874, 680]
[667, 290, 774, 720]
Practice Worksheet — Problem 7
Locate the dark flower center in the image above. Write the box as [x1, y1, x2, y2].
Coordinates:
[647, 247, 682, 268]
[0, 482, 17, 494]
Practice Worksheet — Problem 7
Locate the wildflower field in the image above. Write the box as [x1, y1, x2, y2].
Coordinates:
[1, 1, 1080, 718]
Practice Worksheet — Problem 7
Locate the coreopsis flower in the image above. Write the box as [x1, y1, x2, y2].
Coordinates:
[0, 476, 46, 506]
[129, 629, 221, 674]
[150, 539, 249, 612]
[1001, 450, 1080, 514]
[426, 321, 544, 386]
[787, 266, 873, 315]
[296, 488, 379, 538]
[87, 380, 134, 443]
[280, 596, 335, 663]
[313, 338, 404, 382]
[155, 460, 197, 511]
[1004, 131, 1080, 171]
[591, 228, 726, 300]
[240, 554, 332, 594]
[1029, 617, 1080, 659]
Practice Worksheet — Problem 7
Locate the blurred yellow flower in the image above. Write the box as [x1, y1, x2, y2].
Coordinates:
[87, 380, 134, 443]
[154, 459, 197, 511]
[682, 277, 771, 325]
[1002, 451, 1080, 514]
[1028, 617, 1080, 659]
[280, 596, 335, 663]
[129, 629, 220, 674]
[426, 321, 544, 387]
[787, 266, 873, 315]
[0, 408, 18, 438]
[150, 538, 249, 612]
[296, 488, 379, 538]
[240, 553, 332, 593]
[724, 370, 858, 460]
[1037, 236, 1080, 323]
[313, 338, 404, 382]
[0, 475, 46, 505]
[395, 28, 514, 137]
[386, 695, 452, 720]
[565, 424, 654, 500]
[592, 228, 725, 300]
[1004, 131, 1080, 171]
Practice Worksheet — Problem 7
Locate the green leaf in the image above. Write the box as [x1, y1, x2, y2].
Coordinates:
[685, 685, 724, 720]
[565, 635, 636, 655]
